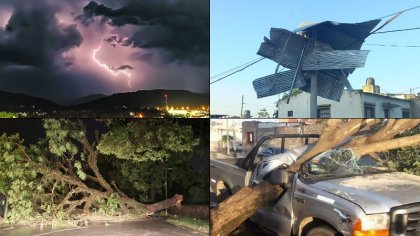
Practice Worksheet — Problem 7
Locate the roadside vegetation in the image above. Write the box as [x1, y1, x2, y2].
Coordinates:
[0, 119, 207, 228]
[167, 215, 209, 234]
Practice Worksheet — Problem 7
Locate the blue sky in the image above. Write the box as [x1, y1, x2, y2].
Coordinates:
[210, 1, 420, 117]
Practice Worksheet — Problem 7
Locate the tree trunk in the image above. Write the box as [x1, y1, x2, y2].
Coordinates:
[210, 182, 283, 236]
[145, 194, 183, 216]
[149, 187, 156, 202]
[351, 134, 420, 156]
[345, 119, 419, 148]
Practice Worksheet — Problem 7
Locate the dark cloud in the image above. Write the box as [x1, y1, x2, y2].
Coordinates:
[0, 0, 82, 67]
[113, 65, 134, 70]
[0, 0, 209, 103]
[78, 0, 209, 66]
[0, 66, 114, 103]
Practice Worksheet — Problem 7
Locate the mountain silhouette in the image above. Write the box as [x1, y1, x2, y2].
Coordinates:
[0, 89, 209, 112]
[0, 90, 60, 111]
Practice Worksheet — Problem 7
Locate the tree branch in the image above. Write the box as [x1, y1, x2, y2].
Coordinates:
[351, 134, 420, 156]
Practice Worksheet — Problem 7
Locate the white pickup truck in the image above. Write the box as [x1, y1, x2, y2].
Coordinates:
[210, 134, 420, 236]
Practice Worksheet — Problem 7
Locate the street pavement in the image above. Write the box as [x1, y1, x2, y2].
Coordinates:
[0, 218, 205, 236]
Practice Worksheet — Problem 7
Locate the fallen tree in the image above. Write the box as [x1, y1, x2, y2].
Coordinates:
[210, 119, 420, 236]
[0, 119, 199, 224]
[146, 194, 183, 216]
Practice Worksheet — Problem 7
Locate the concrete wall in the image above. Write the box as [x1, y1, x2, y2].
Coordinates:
[361, 93, 412, 118]
[278, 90, 412, 118]
[210, 119, 242, 152]
[278, 91, 364, 118]
[411, 98, 420, 118]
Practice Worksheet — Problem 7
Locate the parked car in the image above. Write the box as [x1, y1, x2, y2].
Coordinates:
[210, 134, 420, 236]
[236, 143, 243, 152]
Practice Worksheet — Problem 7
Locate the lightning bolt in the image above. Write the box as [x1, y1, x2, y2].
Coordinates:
[92, 42, 132, 88]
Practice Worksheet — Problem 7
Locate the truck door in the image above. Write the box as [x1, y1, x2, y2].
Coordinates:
[249, 159, 296, 235]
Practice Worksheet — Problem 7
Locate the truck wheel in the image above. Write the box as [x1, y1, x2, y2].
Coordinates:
[304, 225, 340, 236]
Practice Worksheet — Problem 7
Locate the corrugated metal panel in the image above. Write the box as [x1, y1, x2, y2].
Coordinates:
[252, 70, 307, 98]
[293, 19, 381, 50]
[303, 50, 370, 70]
[257, 28, 307, 70]
[301, 72, 345, 101]
[257, 40, 276, 62]
[254, 20, 380, 100]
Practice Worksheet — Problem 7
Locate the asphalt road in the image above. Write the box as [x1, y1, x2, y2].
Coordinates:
[0, 218, 205, 236]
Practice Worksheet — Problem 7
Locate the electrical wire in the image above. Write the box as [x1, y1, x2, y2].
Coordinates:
[372, 26, 420, 34]
[365, 43, 420, 48]
[210, 57, 264, 80]
[395, 87, 420, 94]
[244, 103, 277, 108]
[376, 4, 420, 19]
[210, 57, 265, 85]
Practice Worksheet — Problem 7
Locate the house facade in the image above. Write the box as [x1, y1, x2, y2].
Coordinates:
[277, 78, 415, 118]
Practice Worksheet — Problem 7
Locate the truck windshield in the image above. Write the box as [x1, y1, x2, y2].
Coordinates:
[304, 149, 391, 179]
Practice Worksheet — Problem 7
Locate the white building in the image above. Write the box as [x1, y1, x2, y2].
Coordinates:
[278, 91, 412, 118]
[210, 119, 242, 153]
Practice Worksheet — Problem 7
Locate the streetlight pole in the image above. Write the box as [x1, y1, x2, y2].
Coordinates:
[165, 167, 173, 216]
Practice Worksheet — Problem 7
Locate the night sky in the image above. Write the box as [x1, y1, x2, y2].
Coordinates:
[0, 0, 209, 103]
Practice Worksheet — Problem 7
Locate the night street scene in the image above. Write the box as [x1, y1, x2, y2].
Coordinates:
[0, 119, 209, 235]
[0, 0, 209, 118]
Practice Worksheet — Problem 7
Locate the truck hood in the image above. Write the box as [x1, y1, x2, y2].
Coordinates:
[311, 172, 420, 214]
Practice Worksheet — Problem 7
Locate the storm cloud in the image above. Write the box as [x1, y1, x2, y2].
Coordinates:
[0, 0, 209, 103]
[0, 0, 82, 67]
[78, 0, 209, 66]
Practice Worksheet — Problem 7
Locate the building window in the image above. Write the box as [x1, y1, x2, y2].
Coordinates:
[364, 104, 375, 118]
[402, 109, 410, 118]
[384, 109, 390, 118]
[317, 106, 331, 118]
[247, 132, 254, 143]
[287, 111, 293, 117]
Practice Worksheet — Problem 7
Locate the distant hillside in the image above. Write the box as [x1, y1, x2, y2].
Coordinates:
[0, 91, 60, 111]
[64, 94, 107, 106]
[75, 89, 209, 110]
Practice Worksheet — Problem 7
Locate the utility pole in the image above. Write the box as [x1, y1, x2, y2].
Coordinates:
[232, 126, 237, 158]
[240, 95, 244, 118]
[226, 119, 231, 155]
[165, 167, 173, 216]
[309, 72, 318, 118]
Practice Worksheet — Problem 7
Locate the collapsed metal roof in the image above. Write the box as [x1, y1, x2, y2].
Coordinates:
[253, 19, 381, 101]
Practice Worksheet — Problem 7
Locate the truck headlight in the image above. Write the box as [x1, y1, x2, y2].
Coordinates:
[354, 214, 389, 236]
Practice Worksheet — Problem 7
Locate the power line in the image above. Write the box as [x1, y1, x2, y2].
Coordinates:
[377, 4, 420, 19]
[244, 103, 277, 108]
[395, 87, 420, 94]
[210, 57, 264, 80]
[372, 26, 420, 34]
[365, 43, 420, 48]
[210, 58, 265, 85]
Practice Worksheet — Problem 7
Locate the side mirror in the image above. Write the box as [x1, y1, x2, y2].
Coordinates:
[269, 168, 291, 188]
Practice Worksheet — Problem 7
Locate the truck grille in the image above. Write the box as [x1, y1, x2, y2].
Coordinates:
[390, 203, 420, 236]
[407, 211, 420, 234]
